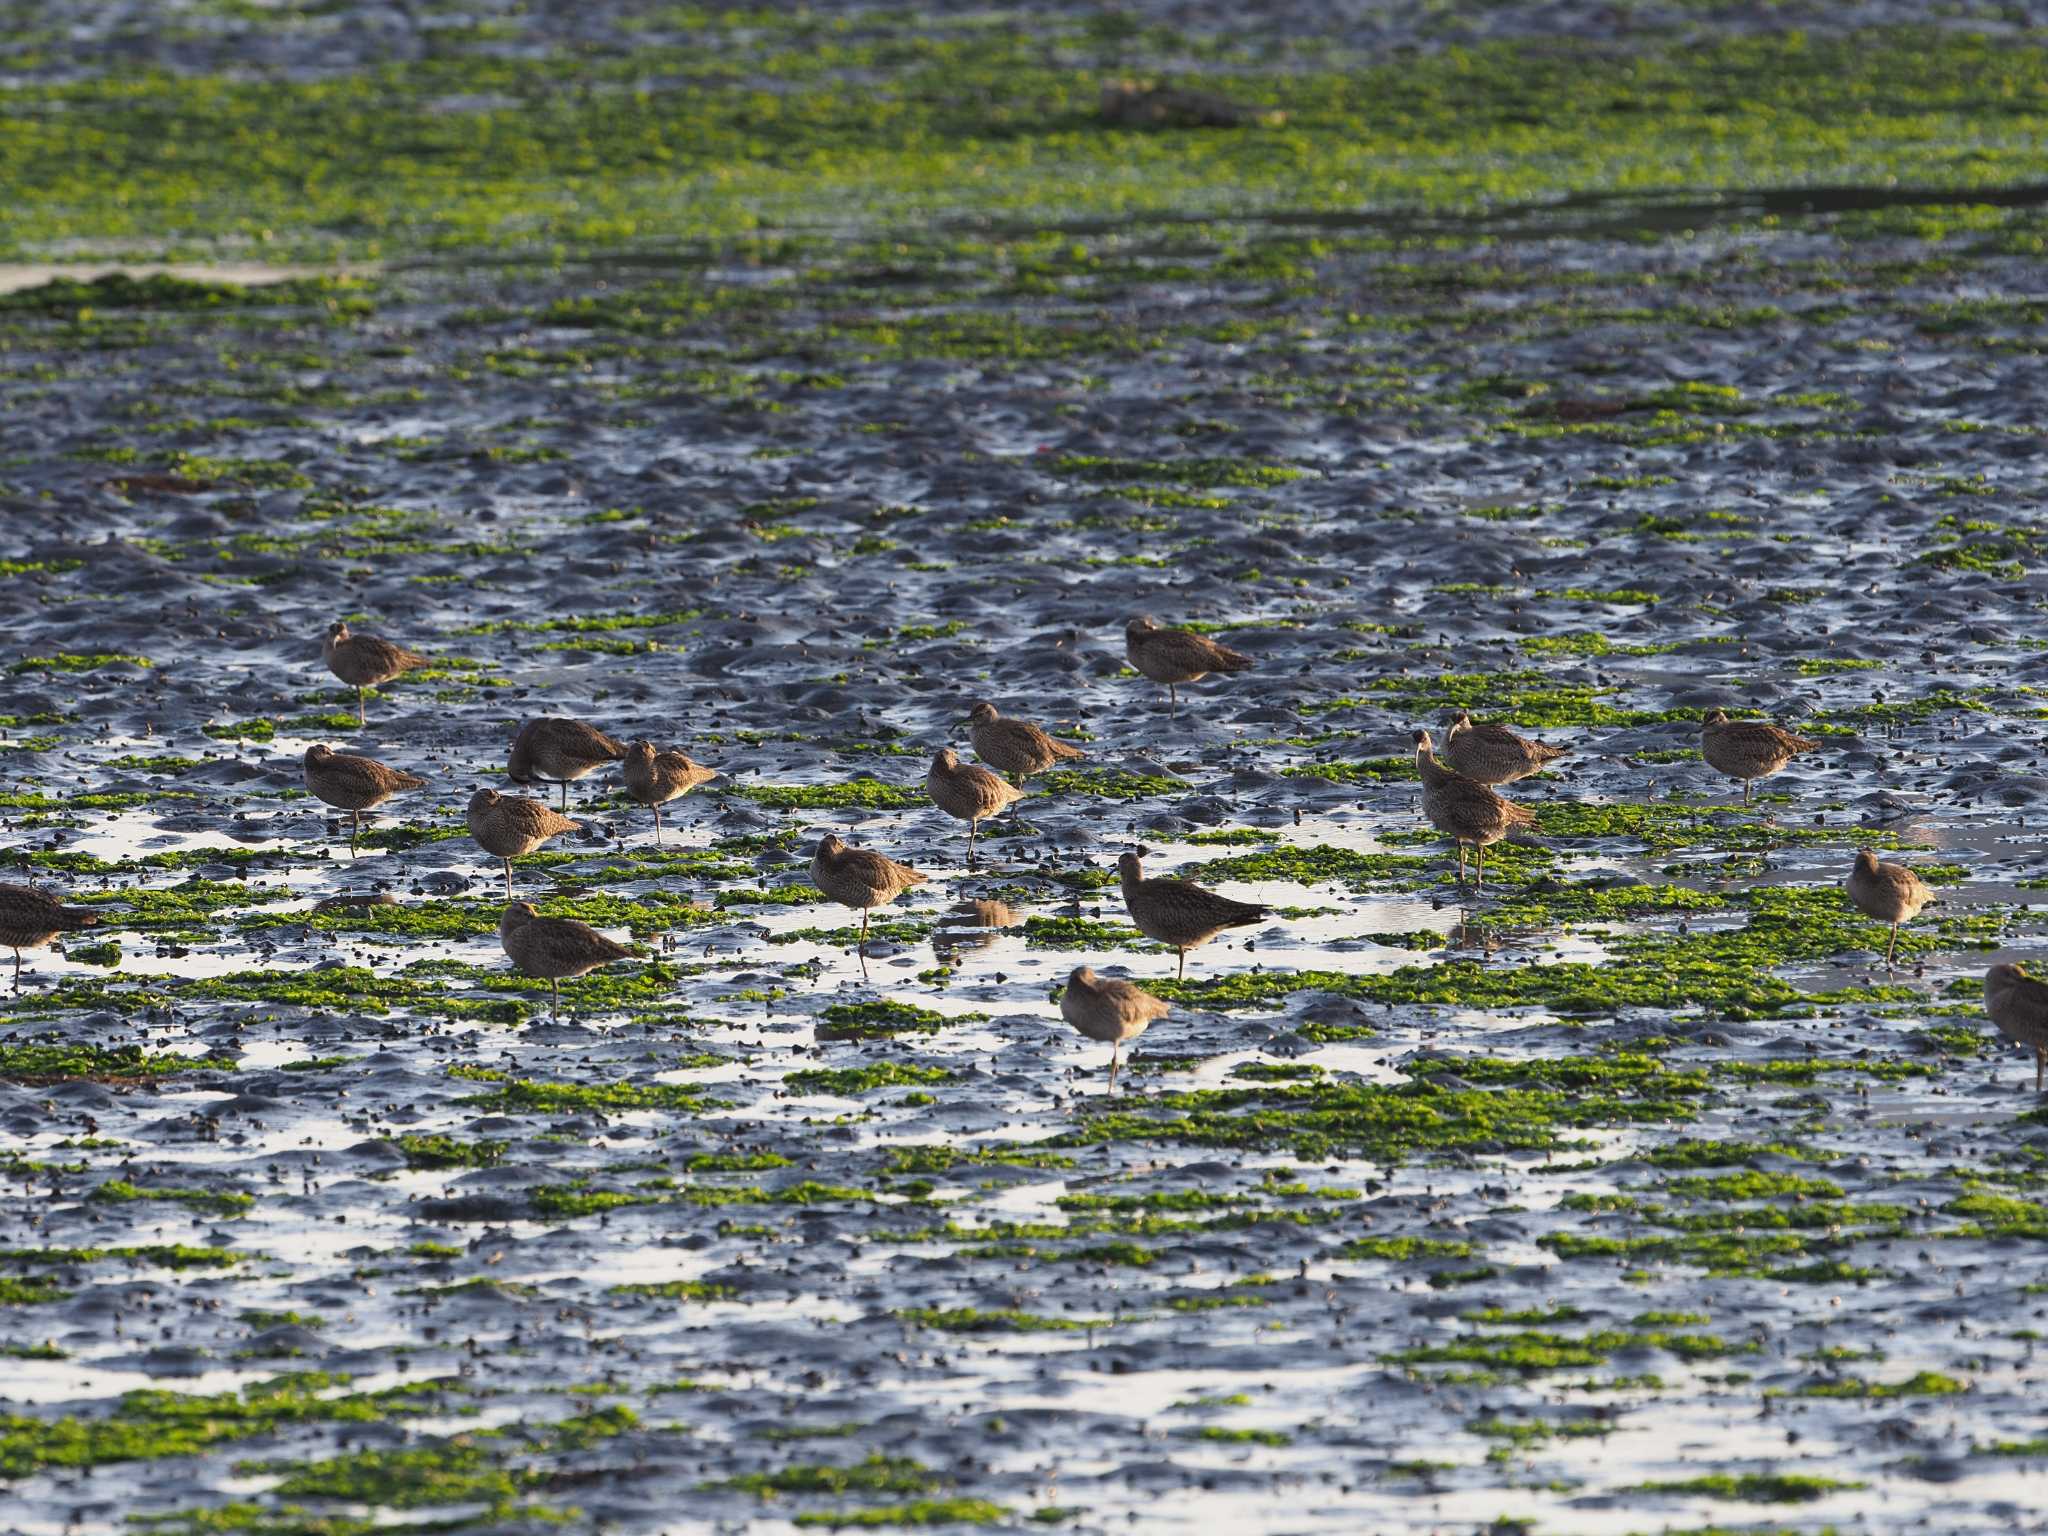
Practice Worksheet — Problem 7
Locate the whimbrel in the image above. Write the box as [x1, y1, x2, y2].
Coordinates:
[1116, 850, 1267, 980]
[508, 718, 626, 810]
[1846, 849, 1934, 970]
[0, 885, 96, 988]
[1061, 964, 1169, 1091]
[303, 744, 424, 854]
[927, 747, 1024, 867]
[810, 833, 927, 978]
[468, 788, 579, 895]
[323, 621, 428, 726]
[1414, 729, 1535, 887]
[499, 901, 633, 1014]
[1986, 961, 2048, 1092]
[1700, 709, 1820, 805]
[1444, 712, 1567, 786]
[1125, 618, 1252, 716]
[965, 701, 1083, 783]
[621, 741, 717, 845]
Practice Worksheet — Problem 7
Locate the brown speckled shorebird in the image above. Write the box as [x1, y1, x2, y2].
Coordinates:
[928, 747, 1025, 867]
[468, 788, 579, 895]
[499, 901, 634, 1015]
[1847, 850, 1935, 971]
[0, 885, 96, 988]
[621, 741, 717, 846]
[303, 744, 425, 854]
[1700, 709, 1820, 805]
[1061, 964, 1169, 1092]
[965, 701, 1083, 784]
[1125, 618, 1252, 717]
[1444, 712, 1568, 786]
[811, 832, 928, 978]
[1414, 729, 1535, 888]
[1117, 851, 1267, 980]
[508, 717, 627, 810]
[1986, 961, 2048, 1092]
[323, 621, 428, 726]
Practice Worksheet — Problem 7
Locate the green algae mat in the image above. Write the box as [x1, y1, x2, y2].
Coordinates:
[4, 3, 2048, 1534]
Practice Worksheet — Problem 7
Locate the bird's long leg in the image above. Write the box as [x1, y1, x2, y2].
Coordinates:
[1886, 923, 1899, 970]
[1457, 844, 1467, 886]
[551, 977, 562, 1016]
[859, 909, 871, 980]
[1477, 844, 1486, 889]
[356, 686, 366, 727]
[654, 803, 664, 847]
[1177, 947, 1186, 981]
[1168, 683, 1177, 719]
[559, 779, 568, 812]
[2036, 1044, 2043, 1095]
[968, 818, 978, 870]
[349, 809, 360, 856]
[1744, 779, 1753, 806]
[1108, 1044, 1119, 1094]
[10, 949, 18, 990]
[503, 857, 514, 896]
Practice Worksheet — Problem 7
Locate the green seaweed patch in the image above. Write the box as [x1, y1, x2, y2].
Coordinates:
[1050, 455, 1302, 488]
[794, 1500, 1011, 1529]
[89, 1180, 254, 1217]
[1386, 1325, 1751, 1373]
[1627, 1472, 1865, 1502]
[1022, 916, 1146, 949]
[608, 1279, 738, 1302]
[1283, 757, 1419, 785]
[785, 1064, 955, 1095]
[1327, 671, 1681, 727]
[894, 1308, 1107, 1333]
[255, 1443, 522, 1509]
[1036, 768, 1186, 800]
[1795, 1371, 1968, 1399]
[1184, 1426, 1291, 1446]
[395, 1135, 507, 1171]
[1193, 845, 1437, 890]
[1640, 1139, 1824, 1168]
[1466, 1414, 1613, 1446]
[10, 652, 151, 673]
[817, 1000, 958, 1040]
[1540, 1230, 1886, 1279]
[723, 1453, 946, 1497]
[0, 1277, 67, 1305]
[1482, 878, 1730, 927]
[882, 1146, 1077, 1174]
[0, 272, 370, 314]
[1661, 1171, 1843, 1201]
[456, 1077, 711, 1115]
[0, 1044, 236, 1080]
[0, 1373, 454, 1479]
[733, 779, 922, 810]
[0, 1244, 250, 1270]
[1058, 1076, 1697, 1162]
[1340, 1236, 1475, 1261]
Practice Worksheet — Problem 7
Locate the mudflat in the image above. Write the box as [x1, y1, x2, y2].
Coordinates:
[3, 3, 2048, 1532]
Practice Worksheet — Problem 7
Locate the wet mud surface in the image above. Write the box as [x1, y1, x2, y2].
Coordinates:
[8, 5, 2048, 1536]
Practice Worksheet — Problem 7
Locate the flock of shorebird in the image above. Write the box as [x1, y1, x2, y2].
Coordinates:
[0, 616, 2045, 1092]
